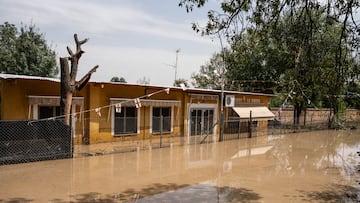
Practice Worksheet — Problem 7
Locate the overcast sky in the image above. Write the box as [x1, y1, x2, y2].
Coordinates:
[0, 0, 222, 86]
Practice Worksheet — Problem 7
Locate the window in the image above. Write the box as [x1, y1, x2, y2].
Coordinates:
[38, 106, 61, 119]
[114, 107, 137, 135]
[152, 107, 171, 133]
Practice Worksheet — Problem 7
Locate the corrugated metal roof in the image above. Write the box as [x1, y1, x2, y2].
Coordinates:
[98, 82, 275, 97]
[0, 73, 59, 82]
[0, 73, 274, 97]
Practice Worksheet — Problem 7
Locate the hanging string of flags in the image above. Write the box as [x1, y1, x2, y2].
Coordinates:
[115, 103, 121, 113]
[95, 108, 102, 117]
[134, 98, 141, 108]
[27, 88, 171, 124]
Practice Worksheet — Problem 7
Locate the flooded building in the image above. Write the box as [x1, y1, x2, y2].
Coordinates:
[0, 73, 274, 145]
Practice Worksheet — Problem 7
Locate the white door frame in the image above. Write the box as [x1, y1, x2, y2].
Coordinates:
[187, 103, 218, 143]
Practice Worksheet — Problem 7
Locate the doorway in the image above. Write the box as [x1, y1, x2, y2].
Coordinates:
[190, 108, 215, 136]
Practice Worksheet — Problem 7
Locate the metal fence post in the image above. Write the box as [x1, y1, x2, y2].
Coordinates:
[248, 110, 252, 138]
[238, 118, 241, 139]
[160, 115, 163, 148]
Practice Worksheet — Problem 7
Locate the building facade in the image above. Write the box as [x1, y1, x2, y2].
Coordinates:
[0, 74, 274, 145]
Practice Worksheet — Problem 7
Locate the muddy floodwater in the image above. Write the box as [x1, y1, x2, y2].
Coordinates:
[1, 130, 360, 202]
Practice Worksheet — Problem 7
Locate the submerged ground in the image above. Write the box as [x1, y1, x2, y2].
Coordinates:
[1, 130, 360, 202]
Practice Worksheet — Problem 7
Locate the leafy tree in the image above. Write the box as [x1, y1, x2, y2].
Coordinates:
[225, 31, 290, 94]
[180, 0, 360, 126]
[191, 52, 225, 89]
[0, 22, 58, 77]
[174, 78, 190, 88]
[110, 76, 127, 83]
[137, 76, 150, 85]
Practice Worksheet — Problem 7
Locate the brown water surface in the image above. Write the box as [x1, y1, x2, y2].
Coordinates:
[1, 130, 360, 202]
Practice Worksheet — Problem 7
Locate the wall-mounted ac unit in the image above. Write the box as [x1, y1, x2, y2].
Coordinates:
[225, 95, 235, 107]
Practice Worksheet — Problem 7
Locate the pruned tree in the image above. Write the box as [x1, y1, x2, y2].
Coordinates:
[60, 34, 98, 125]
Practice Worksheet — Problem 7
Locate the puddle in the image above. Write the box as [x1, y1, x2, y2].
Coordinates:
[0, 130, 359, 202]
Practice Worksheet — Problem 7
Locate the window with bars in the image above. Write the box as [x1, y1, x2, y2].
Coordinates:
[152, 107, 171, 133]
[114, 107, 137, 135]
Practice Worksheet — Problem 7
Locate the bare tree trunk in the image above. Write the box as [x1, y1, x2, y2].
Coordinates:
[60, 57, 71, 125]
[293, 102, 303, 125]
[60, 34, 98, 126]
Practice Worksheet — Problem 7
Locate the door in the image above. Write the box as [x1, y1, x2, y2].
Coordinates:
[190, 109, 214, 136]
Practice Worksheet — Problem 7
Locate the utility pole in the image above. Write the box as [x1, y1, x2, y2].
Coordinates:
[174, 49, 180, 82]
[163, 49, 181, 84]
[218, 32, 225, 142]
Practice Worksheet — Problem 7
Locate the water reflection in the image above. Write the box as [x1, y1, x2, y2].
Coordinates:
[268, 130, 360, 181]
[0, 130, 359, 202]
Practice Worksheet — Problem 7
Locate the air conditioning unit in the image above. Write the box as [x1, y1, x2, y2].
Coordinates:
[225, 95, 235, 107]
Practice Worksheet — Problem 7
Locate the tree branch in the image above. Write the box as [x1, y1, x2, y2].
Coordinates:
[66, 46, 74, 56]
[75, 65, 99, 91]
[74, 34, 79, 45]
[337, 0, 353, 81]
[79, 38, 88, 45]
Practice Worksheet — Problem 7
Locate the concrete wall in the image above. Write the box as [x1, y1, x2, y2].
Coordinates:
[271, 108, 360, 125]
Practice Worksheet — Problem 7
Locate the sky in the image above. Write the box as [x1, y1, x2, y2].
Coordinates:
[0, 0, 222, 86]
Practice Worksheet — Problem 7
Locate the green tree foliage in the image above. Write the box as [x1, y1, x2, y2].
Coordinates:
[226, 32, 290, 94]
[0, 22, 58, 77]
[137, 76, 150, 85]
[174, 78, 190, 88]
[110, 76, 127, 83]
[180, 0, 360, 126]
[191, 52, 225, 89]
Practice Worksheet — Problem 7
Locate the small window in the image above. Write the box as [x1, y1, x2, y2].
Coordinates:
[152, 107, 171, 133]
[114, 107, 137, 135]
[38, 106, 61, 119]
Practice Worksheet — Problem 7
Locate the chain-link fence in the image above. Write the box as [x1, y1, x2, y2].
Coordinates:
[72, 116, 268, 156]
[72, 116, 186, 157]
[2, 108, 359, 165]
[221, 109, 360, 142]
[0, 120, 71, 165]
[223, 120, 254, 140]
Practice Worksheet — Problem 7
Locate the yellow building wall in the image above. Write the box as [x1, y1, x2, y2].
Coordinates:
[0, 78, 87, 144]
[0, 78, 273, 145]
[86, 83, 186, 144]
[1, 79, 59, 120]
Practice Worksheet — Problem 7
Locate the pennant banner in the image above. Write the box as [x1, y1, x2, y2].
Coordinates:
[95, 108, 102, 117]
[134, 98, 141, 108]
[74, 113, 80, 122]
[115, 103, 122, 113]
